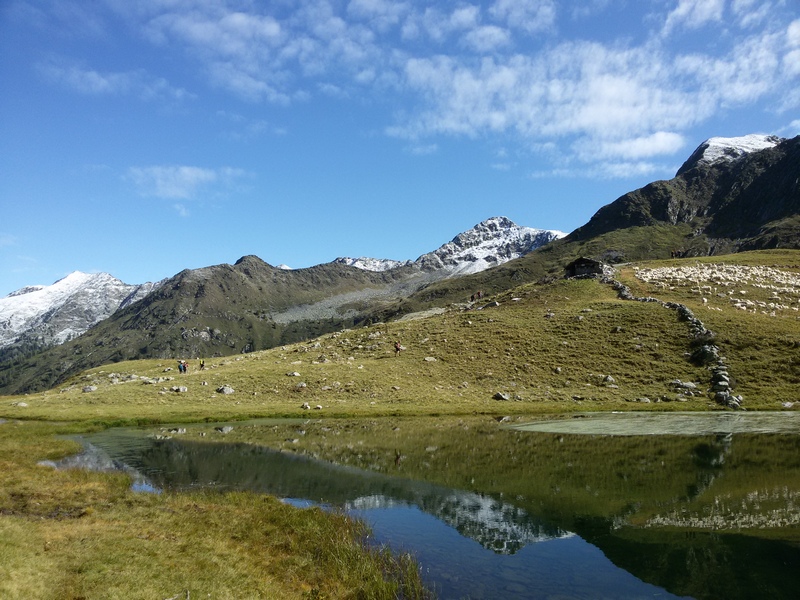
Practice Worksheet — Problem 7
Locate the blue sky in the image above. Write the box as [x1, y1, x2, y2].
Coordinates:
[1, 0, 798, 296]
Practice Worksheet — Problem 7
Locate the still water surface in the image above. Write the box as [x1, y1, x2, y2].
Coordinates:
[75, 412, 800, 600]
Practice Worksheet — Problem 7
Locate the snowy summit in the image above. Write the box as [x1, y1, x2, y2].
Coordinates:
[337, 217, 566, 277]
[678, 134, 784, 175]
[0, 272, 159, 351]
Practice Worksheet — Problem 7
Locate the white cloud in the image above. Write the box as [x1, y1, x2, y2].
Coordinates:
[82, 0, 797, 177]
[462, 25, 511, 52]
[731, 0, 772, 28]
[785, 49, 800, 77]
[590, 132, 686, 161]
[781, 120, 800, 136]
[39, 61, 190, 100]
[392, 43, 706, 145]
[127, 165, 246, 200]
[450, 6, 481, 30]
[662, 0, 725, 37]
[409, 143, 438, 155]
[530, 161, 669, 180]
[489, 0, 556, 34]
[780, 20, 800, 89]
[788, 19, 800, 46]
[676, 31, 783, 106]
[0, 234, 17, 248]
[347, 0, 410, 31]
[400, 5, 485, 44]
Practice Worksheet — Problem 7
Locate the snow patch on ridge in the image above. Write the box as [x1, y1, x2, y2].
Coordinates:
[698, 134, 782, 164]
[333, 257, 412, 272]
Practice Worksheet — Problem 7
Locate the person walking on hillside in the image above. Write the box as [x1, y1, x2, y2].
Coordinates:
[394, 341, 402, 357]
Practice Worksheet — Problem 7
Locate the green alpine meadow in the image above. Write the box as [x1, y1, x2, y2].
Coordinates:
[3, 248, 800, 598]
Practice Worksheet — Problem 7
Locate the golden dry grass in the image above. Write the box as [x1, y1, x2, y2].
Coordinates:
[0, 420, 428, 600]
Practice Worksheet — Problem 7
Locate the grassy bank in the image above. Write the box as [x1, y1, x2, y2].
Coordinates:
[0, 420, 428, 599]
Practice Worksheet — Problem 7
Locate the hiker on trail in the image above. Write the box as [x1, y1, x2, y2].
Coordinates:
[394, 341, 402, 357]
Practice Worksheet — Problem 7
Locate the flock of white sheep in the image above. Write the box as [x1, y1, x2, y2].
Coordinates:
[633, 263, 800, 317]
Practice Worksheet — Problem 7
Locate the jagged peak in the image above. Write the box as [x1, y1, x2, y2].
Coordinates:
[333, 217, 565, 276]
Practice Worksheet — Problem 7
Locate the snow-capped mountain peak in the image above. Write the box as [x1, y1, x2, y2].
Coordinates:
[335, 217, 565, 277]
[416, 216, 566, 276]
[0, 271, 159, 351]
[678, 134, 783, 175]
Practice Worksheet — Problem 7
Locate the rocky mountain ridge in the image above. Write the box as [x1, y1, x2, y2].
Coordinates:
[569, 134, 798, 249]
[0, 217, 560, 360]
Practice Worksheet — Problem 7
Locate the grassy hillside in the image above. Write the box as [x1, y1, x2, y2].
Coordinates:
[0, 257, 422, 395]
[4, 250, 799, 423]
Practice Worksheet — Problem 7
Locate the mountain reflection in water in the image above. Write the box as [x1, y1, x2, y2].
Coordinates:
[82, 414, 800, 600]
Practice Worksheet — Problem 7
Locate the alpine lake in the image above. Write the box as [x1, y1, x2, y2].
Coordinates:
[62, 411, 800, 600]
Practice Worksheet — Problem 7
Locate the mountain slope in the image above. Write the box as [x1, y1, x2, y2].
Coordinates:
[1, 217, 563, 394]
[1, 217, 559, 363]
[0, 257, 425, 393]
[569, 135, 799, 247]
[0, 272, 158, 358]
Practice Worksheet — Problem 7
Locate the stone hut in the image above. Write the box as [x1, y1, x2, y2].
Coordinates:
[565, 257, 605, 278]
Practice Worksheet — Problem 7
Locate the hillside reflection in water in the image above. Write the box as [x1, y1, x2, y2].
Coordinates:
[83, 413, 800, 600]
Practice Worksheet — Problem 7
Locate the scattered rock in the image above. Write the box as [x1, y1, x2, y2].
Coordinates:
[214, 426, 233, 434]
[494, 392, 510, 401]
[216, 385, 235, 395]
[82, 385, 98, 393]
[424, 357, 437, 362]
[171, 386, 189, 393]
